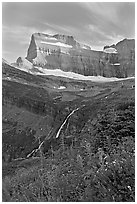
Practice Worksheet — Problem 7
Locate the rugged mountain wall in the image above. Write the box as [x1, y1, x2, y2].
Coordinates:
[103, 38, 135, 77]
[25, 33, 135, 78]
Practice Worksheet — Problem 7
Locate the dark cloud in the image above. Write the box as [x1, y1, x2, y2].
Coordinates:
[2, 2, 135, 62]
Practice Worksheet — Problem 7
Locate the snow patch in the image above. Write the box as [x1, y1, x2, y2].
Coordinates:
[104, 47, 117, 54]
[41, 41, 72, 48]
[15, 57, 33, 71]
[11, 64, 33, 74]
[58, 86, 66, 89]
[60, 50, 70, 55]
[37, 68, 135, 82]
[82, 46, 88, 50]
[113, 63, 120, 66]
[11, 64, 135, 83]
[44, 36, 57, 41]
[3, 76, 12, 81]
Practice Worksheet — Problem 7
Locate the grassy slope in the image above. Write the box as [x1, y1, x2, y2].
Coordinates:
[2, 77, 135, 201]
[3, 63, 120, 162]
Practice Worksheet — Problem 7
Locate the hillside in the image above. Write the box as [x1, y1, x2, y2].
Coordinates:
[2, 60, 135, 201]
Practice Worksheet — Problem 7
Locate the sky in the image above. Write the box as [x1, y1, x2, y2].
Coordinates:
[2, 2, 135, 63]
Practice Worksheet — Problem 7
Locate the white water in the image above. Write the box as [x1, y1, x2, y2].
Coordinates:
[27, 149, 37, 158]
[26, 141, 44, 158]
[56, 105, 85, 138]
[26, 128, 53, 158]
[27, 106, 85, 154]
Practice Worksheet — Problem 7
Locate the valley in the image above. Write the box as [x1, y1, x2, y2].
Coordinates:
[2, 1, 135, 200]
[2, 59, 135, 202]
[2, 39, 135, 202]
[3, 60, 135, 161]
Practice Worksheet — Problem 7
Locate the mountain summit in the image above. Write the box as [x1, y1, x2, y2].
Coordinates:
[26, 33, 91, 66]
[15, 33, 135, 78]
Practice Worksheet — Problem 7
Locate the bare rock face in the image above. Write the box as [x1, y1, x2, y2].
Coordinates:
[16, 57, 33, 69]
[103, 38, 135, 77]
[25, 33, 135, 78]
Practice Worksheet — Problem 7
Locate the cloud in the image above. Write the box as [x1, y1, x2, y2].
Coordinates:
[87, 24, 124, 44]
[76, 2, 134, 49]
[81, 2, 119, 24]
[2, 2, 135, 62]
[80, 2, 135, 38]
[3, 25, 36, 45]
[2, 25, 37, 61]
[42, 22, 72, 35]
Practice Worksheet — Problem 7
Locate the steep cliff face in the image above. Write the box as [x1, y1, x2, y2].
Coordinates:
[25, 33, 135, 78]
[104, 38, 135, 77]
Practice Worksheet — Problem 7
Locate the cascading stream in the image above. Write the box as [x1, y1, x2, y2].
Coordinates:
[56, 104, 85, 138]
[26, 104, 85, 158]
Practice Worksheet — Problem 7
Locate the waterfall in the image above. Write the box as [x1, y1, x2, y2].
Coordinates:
[26, 128, 53, 158]
[56, 105, 85, 138]
[26, 105, 85, 158]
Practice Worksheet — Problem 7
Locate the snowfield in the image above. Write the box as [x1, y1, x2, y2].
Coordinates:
[41, 41, 73, 48]
[58, 86, 66, 89]
[10, 63, 134, 83]
[104, 47, 117, 54]
[43, 36, 57, 41]
[36, 67, 135, 82]
[111, 63, 120, 66]
[82, 45, 88, 50]
[113, 63, 120, 65]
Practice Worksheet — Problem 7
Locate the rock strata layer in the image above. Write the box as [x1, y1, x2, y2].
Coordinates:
[18, 33, 134, 78]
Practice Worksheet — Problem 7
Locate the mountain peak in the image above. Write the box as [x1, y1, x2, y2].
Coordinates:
[116, 38, 135, 46]
[26, 32, 91, 65]
[31, 32, 80, 47]
[22, 33, 135, 78]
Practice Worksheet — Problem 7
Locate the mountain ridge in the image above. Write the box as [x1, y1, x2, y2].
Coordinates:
[5, 32, 135, 78]
[25, 33, 135, 78]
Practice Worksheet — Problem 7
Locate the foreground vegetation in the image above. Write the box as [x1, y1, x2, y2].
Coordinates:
[3, 98, 135, 202]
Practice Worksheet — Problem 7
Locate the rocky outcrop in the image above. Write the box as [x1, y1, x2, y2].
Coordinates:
[25, 33, 135, 78]
[103, 38, 135, 77]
